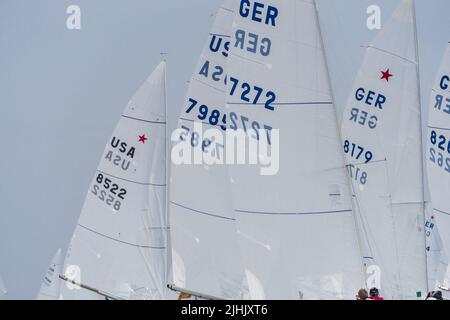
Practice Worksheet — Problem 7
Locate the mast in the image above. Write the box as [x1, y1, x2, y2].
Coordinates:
[411, 0, 429, 293]
[160, 54, 172, 296]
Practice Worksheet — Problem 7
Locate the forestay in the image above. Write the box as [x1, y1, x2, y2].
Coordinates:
[36, 249, 62, 300]
[60, 62, 168, 300]
[341, 0, 427, 299]
[226, 0, 365, 299]
[426, 42, 450, 293]
[169, 0, 250, 299]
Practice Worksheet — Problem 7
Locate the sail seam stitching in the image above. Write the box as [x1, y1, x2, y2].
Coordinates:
[96, 170, 166, 187]
[121, 115, 166, 124]
[428, 125, 450, 131]
[365, 45, 417, 64]
[433, 208, 450, 216]
[226, 101, 333, 106]
[78, 224, 167, 249]
[235, 209, 353, 216]
[193, 77, 226, 93]
[170, 201, 235, 221]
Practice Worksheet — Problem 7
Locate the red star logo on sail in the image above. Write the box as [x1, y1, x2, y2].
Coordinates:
[138, 134, 148, 143]
[381, 68, 393, 82]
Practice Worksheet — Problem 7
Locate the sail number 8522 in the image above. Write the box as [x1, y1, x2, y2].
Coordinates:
[91, 173, 127, 211]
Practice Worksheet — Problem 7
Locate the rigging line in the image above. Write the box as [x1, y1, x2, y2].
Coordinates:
[236, 209, 353, 216]
[96, 169, 166, 187]
[78, 224, 167, 250]
[170, 201, 236, 221]
[121, 114, 166, 125]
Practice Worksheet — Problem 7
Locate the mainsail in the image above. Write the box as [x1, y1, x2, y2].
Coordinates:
[340, 0, 427, 299]
[60, 62, 168, 300]
[426, 42, 450, 293]
[226, 0, 365, 299]
[36, 249, 62, 300]
[169, 0, 250, 299]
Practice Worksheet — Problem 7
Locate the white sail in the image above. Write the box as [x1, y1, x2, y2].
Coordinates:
[169, 0, 250, 299]
[427, 42, 450, 293]
[36, 249, 62, 300]
[60, 62, 168, 300]
[0, 276, 7, 300]
[341, 0, 427, 299]
[226, 0, 365, 299]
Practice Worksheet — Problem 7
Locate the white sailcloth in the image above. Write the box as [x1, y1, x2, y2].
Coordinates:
[169, 0, 249, 299]
[226, 0, 365, 299]
[426, 42, 450, 293]
[341, 0, 427, 299]
[425, 204, 448, 291]
[60, 62, 168, 300]
[36, 249, 62, 300]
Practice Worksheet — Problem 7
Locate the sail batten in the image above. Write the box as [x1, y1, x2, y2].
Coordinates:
[235, 209, 353, 215]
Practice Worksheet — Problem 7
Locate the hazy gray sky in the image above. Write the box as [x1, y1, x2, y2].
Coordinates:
[0, 0, 448, 299]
